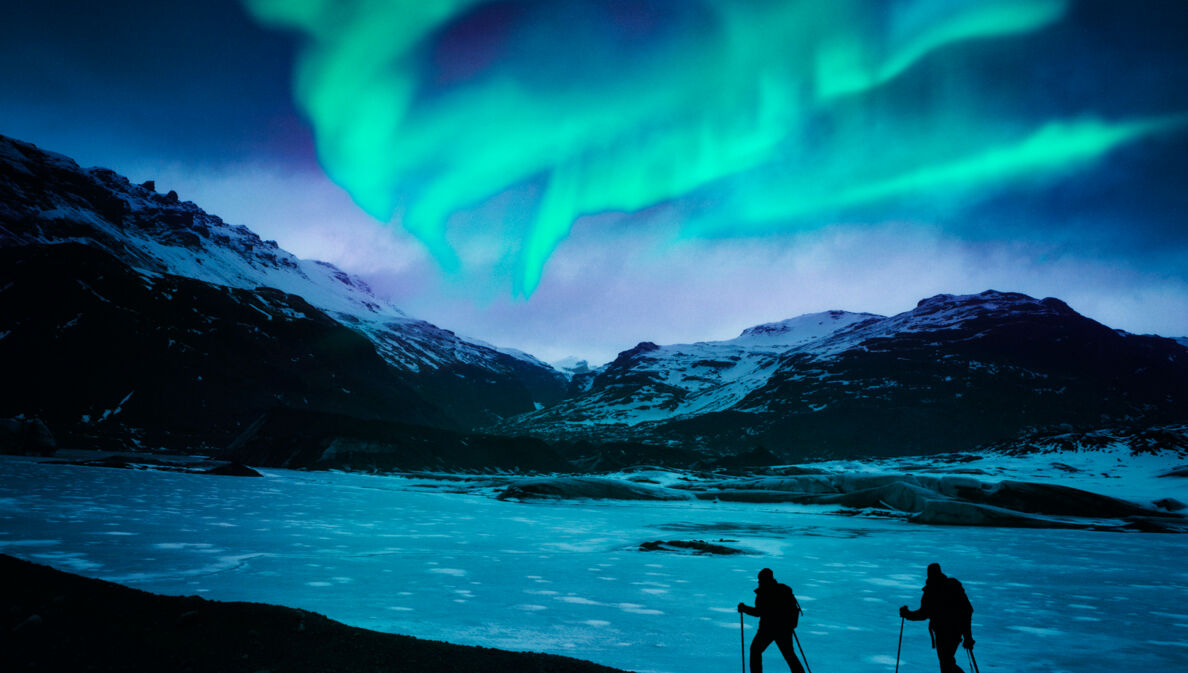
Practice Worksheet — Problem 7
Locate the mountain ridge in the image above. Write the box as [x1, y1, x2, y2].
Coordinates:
[3, 132, 1186, 464]
[0, 134, 560, 381]
[494, 290, 1188, 459]
[0, 133, 566, 453]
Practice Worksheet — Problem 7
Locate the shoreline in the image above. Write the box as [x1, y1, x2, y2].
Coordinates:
[1, 554, 629, 673]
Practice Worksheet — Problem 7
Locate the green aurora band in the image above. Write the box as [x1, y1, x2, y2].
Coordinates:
[244, 0, 1186, 296]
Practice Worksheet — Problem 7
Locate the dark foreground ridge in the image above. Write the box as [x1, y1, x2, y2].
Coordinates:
[0, 554, 628, 673]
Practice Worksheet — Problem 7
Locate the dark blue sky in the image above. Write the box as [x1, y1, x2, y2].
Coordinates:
[0, 1, 309, 169]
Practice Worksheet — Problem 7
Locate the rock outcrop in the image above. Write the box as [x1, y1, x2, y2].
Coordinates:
[495, 471, 1186, 531]
[497, 476, 696, 501]
[0, 417, 56, 456]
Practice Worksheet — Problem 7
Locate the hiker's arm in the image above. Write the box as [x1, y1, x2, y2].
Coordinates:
[737, 602, 759, 617]
[898, 602, 927, 621]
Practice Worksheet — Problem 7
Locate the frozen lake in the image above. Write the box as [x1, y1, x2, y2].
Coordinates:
[2, 455, 1186, 673]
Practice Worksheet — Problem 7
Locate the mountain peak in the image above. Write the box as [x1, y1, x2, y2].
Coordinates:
[734, 310, 883, 347]
[908, 290, 1079, 327]
[551, 356, 592, 375]
[0, 134, 79, 176]
[623, 341, 660, 357]
[0, 133, 436, 331]
[915, 289, 1071, 313]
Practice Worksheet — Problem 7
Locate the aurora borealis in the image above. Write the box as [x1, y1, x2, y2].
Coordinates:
[2, 0, 1187, 363]
[242, 0, 1184, 296]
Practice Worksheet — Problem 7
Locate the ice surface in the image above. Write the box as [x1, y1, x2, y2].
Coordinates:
[1, 455, 1186, 673]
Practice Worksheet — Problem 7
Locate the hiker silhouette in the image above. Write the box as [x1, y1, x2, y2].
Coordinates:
[738, 568, 804, 673]
[899, 563, 974, 673]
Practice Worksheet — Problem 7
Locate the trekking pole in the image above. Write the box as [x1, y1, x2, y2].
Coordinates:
[967, 647, 980, 673]
[739, 612, 745, 673]
[895, 617, 904, 673]
[793, 631, 812, 673]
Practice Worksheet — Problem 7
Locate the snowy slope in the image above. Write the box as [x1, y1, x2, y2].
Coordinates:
[0, 134, 565, 394]
[499, 310, 880, 431]
[754, 422, 1187, 508]
[550, 357, 595, 380]
[732, 310, 883, 348]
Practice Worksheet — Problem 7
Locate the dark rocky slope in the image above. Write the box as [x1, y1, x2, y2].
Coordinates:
[709, 292, 1188, 458]
[0, 242, 441, 452]
[226, 408, 573, 473]
[0, 554, 627, 673]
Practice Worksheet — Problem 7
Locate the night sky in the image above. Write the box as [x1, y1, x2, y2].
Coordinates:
[3, 0, 1187, 364]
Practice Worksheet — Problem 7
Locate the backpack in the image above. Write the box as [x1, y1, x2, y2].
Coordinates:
[937, 577, 973, 627]
[778, 584, 803, 629]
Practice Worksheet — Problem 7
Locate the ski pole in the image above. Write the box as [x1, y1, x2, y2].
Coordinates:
[967, 647, 980, 673]
[740, 612, 745, 673]
[895, 617, 904, 673]
[793, 631, 812, 673]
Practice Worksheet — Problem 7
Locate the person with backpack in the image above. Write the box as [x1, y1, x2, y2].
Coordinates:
[738, 568, 805, 673]
[899, 563, 975, 673]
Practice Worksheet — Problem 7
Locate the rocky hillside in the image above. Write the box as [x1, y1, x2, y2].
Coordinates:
[0, 134, 565, 452]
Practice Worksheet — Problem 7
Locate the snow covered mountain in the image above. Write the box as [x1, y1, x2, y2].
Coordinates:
[0, 134, 565, 451]
[550, 357, 595, 380]
[505, 311, 880, 428]
[497, 291, 1188, 459]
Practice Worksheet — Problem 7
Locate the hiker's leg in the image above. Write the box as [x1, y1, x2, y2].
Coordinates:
[750, 629, 775, 673]
[935, 634, 965, 673]
[773, 632, 805, 673]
